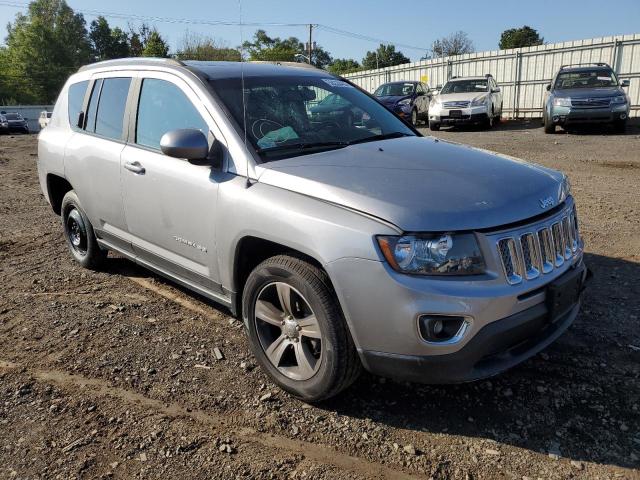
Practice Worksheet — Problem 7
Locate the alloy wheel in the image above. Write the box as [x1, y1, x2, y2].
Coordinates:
[254, 282, 322, 381]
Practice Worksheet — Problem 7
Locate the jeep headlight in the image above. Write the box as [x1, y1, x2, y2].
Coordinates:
[610, 95, 627, 104]
[470, 95, 488, 107]
[558, 175, 571, 204]
[377, 234, 485, 275]
[553, 97, 572, 107]
[397, 98, 411, 106]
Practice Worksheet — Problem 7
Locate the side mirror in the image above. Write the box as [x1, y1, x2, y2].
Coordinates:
[492, 87, 501, 93]
[416, 91, 424, 96]
[160, 129, 209, 161]
[546, 84, 551, 91]
[621, 79, 630, 87]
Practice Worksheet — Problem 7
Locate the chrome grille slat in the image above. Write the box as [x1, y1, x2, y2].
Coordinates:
[497, 209, 581, 285]
[443, 100, 470, 109]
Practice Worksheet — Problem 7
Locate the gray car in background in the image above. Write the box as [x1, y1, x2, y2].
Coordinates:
[543, 62, 631, 133]
[37, 59, 589, 401]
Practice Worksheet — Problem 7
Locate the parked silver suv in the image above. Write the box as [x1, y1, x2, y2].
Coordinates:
[38, 59, 588, 401]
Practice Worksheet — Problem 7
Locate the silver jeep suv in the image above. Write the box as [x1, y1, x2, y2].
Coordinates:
[38, 58, 588, 401]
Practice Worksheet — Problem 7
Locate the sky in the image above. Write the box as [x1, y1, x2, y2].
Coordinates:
[1, 0, 639, 62]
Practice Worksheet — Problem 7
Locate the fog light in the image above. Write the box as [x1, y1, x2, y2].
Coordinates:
[418, 315, 468, 343]
[620, 113, 627, 120]
[552, 115, 560, 123]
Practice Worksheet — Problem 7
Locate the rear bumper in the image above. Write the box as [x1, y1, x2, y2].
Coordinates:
[360, 263, 589, 384]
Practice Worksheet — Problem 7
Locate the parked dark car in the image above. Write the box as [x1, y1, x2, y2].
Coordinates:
[3, 112, 29, 133]
[543, 63, 631, 133]
[373, 81, 431, 125]
[309, 93, 365, 126]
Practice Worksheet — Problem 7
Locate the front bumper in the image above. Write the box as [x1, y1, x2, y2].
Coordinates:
[429, 105, 488, 125]
[360, 263, 588, 383]
[550, 105, 629, 125]
[8, 123, 29, 132]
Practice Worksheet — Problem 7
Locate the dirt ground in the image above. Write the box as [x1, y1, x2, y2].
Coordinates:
[1, 120, 639, 479]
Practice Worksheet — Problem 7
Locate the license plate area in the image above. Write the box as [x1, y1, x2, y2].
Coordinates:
[449, 110, 462, 118]
[546, 266, 583, 321]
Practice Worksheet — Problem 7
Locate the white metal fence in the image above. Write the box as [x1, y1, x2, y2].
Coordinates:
[345, 34, 640, 118]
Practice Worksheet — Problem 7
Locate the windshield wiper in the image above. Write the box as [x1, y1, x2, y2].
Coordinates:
[256, 141, 349, 154]
[347, 131, 414, 145]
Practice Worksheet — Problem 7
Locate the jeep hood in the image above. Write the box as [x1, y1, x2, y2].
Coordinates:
[255, 136, 565, 231]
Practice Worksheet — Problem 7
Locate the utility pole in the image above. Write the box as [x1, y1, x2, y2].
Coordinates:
[308, 24, 313, 64]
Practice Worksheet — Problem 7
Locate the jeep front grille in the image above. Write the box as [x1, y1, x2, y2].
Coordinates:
[497, 207, 581, 285]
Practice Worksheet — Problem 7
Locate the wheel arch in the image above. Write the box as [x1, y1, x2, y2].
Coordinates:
[46, 174, 73, 215]
[231, 235, 330, 318]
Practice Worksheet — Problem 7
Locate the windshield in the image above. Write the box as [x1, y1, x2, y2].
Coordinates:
[554, 70, 618, 89]
[209, 75, 415, 161]
[441, 80, 488, 94]
[374, 83, 415, 97]
[5, 113, 21, 120]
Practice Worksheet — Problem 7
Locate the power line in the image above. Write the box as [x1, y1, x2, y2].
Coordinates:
[0, 1, 430, 53]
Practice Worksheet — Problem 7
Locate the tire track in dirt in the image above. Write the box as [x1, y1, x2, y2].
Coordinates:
[0, 359, 420, 480]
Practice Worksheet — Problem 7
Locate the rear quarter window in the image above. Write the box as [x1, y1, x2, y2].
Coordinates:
[67, 80, 89, 129]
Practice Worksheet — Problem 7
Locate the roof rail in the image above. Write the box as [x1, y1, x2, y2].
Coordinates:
[78, 57, 185, 72]
[559, 62, 610, 70]
[248, 60, 318, 70]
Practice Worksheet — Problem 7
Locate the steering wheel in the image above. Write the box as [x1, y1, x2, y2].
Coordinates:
[314, 120, 342, 131]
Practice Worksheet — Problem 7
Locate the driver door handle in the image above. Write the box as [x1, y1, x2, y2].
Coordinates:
[124, 161, 145, 175]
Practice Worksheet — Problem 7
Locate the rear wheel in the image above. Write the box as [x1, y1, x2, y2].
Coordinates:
[61, 191, 107, 270]
[429, 121, 440, 131]
[242, 255, 361, 402]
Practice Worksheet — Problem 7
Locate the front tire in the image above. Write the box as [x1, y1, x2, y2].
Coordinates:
[429, 121, 440, 131]
[242, 255, 361, 402]
[61, 191, 107, 270]
[410, 108, 418, 126]
[544, 114, 556, 134]
[614, 120, 627, 133]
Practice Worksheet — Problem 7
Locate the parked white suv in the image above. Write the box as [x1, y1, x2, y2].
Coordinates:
[39, 111, 52, 129]
[429, 75, 503, 130]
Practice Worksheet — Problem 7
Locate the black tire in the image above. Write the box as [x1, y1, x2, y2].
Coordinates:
[495, 104, 503, 124]
[410, 108, 418, 126]
[484, 111, 494, 129]
[429, 121, 440, 131]
[242, 254, 361, 402]
[61, 191, 107, 270]
[543, 114, 556, 134]
[614, 120, 627, 133]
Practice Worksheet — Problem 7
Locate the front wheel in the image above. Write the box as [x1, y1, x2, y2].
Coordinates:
[242, 255, 361, 402]
[410, 109, 418, 126]
[429, 121, 440, 131]
[61, 191, 107, 270]
[543, 114, 556, 134]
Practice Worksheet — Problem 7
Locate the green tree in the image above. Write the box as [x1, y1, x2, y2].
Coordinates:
[242, 29, 332, 68]
[89, 16, 130, 61]
[362, 44, 409, 70]
[175, 31, 241, 61]
[431, 31, 474, 58]
[328, 58, 361, 75]
[499, 26, 543, 49]
[142, 29, 169, 58]
[3, 0, 91, 103]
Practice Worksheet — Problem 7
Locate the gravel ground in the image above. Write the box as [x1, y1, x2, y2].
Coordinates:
[0, 121, 639, 479]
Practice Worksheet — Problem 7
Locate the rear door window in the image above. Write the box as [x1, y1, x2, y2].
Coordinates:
[84, 79, 102, 133]
[67, 80, 88, 128]
[135, 78, 208, 150]
[94, 78, 131, 140]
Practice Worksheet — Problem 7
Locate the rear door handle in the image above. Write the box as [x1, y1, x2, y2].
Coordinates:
[124, 161, 145, 174]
